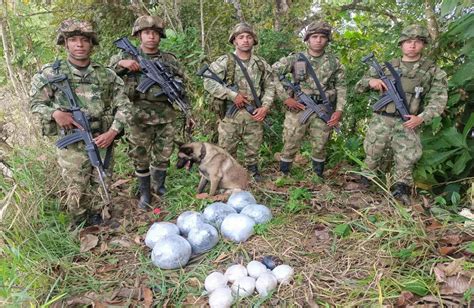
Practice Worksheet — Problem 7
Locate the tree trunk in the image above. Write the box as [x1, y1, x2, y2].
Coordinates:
[200, 0, 205, 50]
[424, 0, 439, 42]
[0, 1, 20, 95]
[274, 0, 290, 31]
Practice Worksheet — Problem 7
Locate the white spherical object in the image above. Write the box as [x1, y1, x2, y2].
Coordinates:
[151, 234, 191, 269]
[240, 204, 272, 224]
[205, 272, 228, 293]
[177, 211, 206, 236]
[209, 286, 233, 308]
[272, 264, 294, 284]
[231, 276, 256, 298]
[220, 213, 255, 243]
[224, 264, 248, 283]
[145, 222, 180, 249]
[227, 191, 257, 213]
[187, 223, 219, 255]
[246, 260, 268, 279]
[256, 272, 278, 297]
[203, 202, 237, 229]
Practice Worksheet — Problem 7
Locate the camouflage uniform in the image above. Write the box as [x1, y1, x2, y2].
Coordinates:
[29, 20, 130, 218]
[204, 23, 275, 171]
[109, 16, 187, 206]
[355, 24, 448, 194]
[273, 21, 346, 176]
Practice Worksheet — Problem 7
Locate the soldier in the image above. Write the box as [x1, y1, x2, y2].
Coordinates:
[273, 21, 346, 178]
[30, 20, 130, 225]
[109, 16, 190, 208]
[355, 24, 448, 204]
[203, 23, 275, 181]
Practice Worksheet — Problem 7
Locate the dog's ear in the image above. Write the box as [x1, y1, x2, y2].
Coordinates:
[180, 145, 194, 156]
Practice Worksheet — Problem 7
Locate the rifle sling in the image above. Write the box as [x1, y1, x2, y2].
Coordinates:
[231, 54, 262, 108]
[297, 53, 330, 105]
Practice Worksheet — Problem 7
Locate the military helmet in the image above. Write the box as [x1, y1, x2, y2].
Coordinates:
[304, 21, 332, 41]
[399, 24, 430, 45]
[56, 19, 98, 45]
[228, 22, 258, 45]
[132, 15, 166, 38]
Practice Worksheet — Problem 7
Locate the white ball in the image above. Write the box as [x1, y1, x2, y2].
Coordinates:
[256, 272, 278, 297]
[209, 286, 233, 308]
[240, 204, 272, 224]
[227, 191, 257, 213]
[177, 211, 206, 236]
[203, 202, 237, 229]
[272, 264, 294, 284]
[205, 272, 228, 293]
[220, 213, 255, 243]
[224, 264, 248, 283]
[231, 276, 256, 298]
[151, 235, 192, 269]
[187, 223, 219, 255]
[144, 222, 180, 249]
[246, 260, 268, 279]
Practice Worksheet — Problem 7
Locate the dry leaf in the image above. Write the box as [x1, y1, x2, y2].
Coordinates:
[438, 246, 457, 256]
[134, 235, 142, 245]
[80, 234, 99, 252]
[440, 234, 463, 246]
[111, 178, 132, 189]
[314, 225, 330, 241]
[213, 252, 230, 264]
[441, 275, 472, 295]
[109, 239, 132, 248]
[79, 225, 101, 238]
[433, 266, 446, 283]
[100, 242, 108, 253]
[443, 258, 464, 276]
[396, 290, 414, 307]
[142, 286, 153, 308]
[425, 219, 442, 231]
[97, 264, 118, 274]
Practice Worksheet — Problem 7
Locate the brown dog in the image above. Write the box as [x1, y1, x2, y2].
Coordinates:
[176, 142, 249, 196]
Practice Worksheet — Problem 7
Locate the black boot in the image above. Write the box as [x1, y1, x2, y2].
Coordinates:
[137, 175, 152, 209]
[279, 161, 292, 175]
[247, 164, 263, 182]
[392, 182, 411, 205]
[312, 160, 325, 178]
[151, 169, 167, 196]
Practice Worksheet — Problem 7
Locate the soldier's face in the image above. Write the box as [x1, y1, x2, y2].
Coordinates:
[65, 35, 93, 60]
[139, 29, 161, 49]
[307, 33, 329, 53]
[401, 39, 425, 58]
[234, 33, 254, 52]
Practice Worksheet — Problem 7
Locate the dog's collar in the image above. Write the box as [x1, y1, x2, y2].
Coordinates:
[199, 144, 206, 161]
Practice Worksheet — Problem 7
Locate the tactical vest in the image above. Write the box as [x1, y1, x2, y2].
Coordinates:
[39, 60, 115, 136]
[210, 53, 266, 118]
[384, 58, 436, 115]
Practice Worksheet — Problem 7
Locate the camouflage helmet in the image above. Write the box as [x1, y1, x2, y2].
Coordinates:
[132, 15, 166, 38]
[56, 19, 98, 45]
[228, 22, 258, 45]
[398, 24, 430, 45]
[304, 21, 332, 41]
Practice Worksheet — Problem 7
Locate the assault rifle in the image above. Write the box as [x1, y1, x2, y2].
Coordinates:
[279, 76, 341, 135]
[361, 52, 410, 121]
[114, 37, 192, 120]
[197, 64, 278, 137]
[48, 74, 111, 202]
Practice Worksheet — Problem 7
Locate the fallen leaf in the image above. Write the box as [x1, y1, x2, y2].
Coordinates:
[443, 258, 464, 276]
[396, 290, 414, 307]
[80, 234, 99, 252]
[438, 246, 457, 256]
[97, 264, 118, 274]
[79, 225, 101, 237]
[111, 178, 132, 189]
[441, 275, 473, 295]
[195, 193, 209, 200]
[110, 287, 142, 300]
[440, 234, 463, 246]
[411, 203, 425, 214]
[100, 242, 108, 253]
[213, 252, 230, 264]
[425, 219, 442, 231]
[314, 225, 330, 241]
[433, 266, 446, 283]
[93, 301, 108, 308]
[109, 239, 132, 248]
[134, 235, 142, 245]
[142, 286, 153, 308]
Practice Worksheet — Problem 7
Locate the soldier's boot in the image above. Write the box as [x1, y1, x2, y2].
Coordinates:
[392, 182, 411, 205]
[279, 161, 292, 176]
[151, 169, 167, 196]
[312, 160, 325, 178]
[247, 164, 263, 182]
[137, 175, 152, 209]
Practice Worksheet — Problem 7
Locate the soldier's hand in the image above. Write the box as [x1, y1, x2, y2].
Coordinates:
[284, 97, 305, 111]
[251, 106, 269, 122]
[52, 110, 84, 130]
[94, 129, 118, 148]
[327, 110, 342, 127]
[369, 79, 388, 93]
[118, 59, 140, 72]
[234, 93, 249, 108]
[403, 115, 424, 129]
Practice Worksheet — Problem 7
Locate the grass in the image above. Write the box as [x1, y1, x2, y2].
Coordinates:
[1, 135, 473, 307]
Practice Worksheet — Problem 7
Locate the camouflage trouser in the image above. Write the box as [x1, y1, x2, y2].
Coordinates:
[57, 143, 113, 216]
[127, 122, 176, 173]
[281, 110, 332, 162]
[363, 114, 422, 185]
[218, 110, 263, 166]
